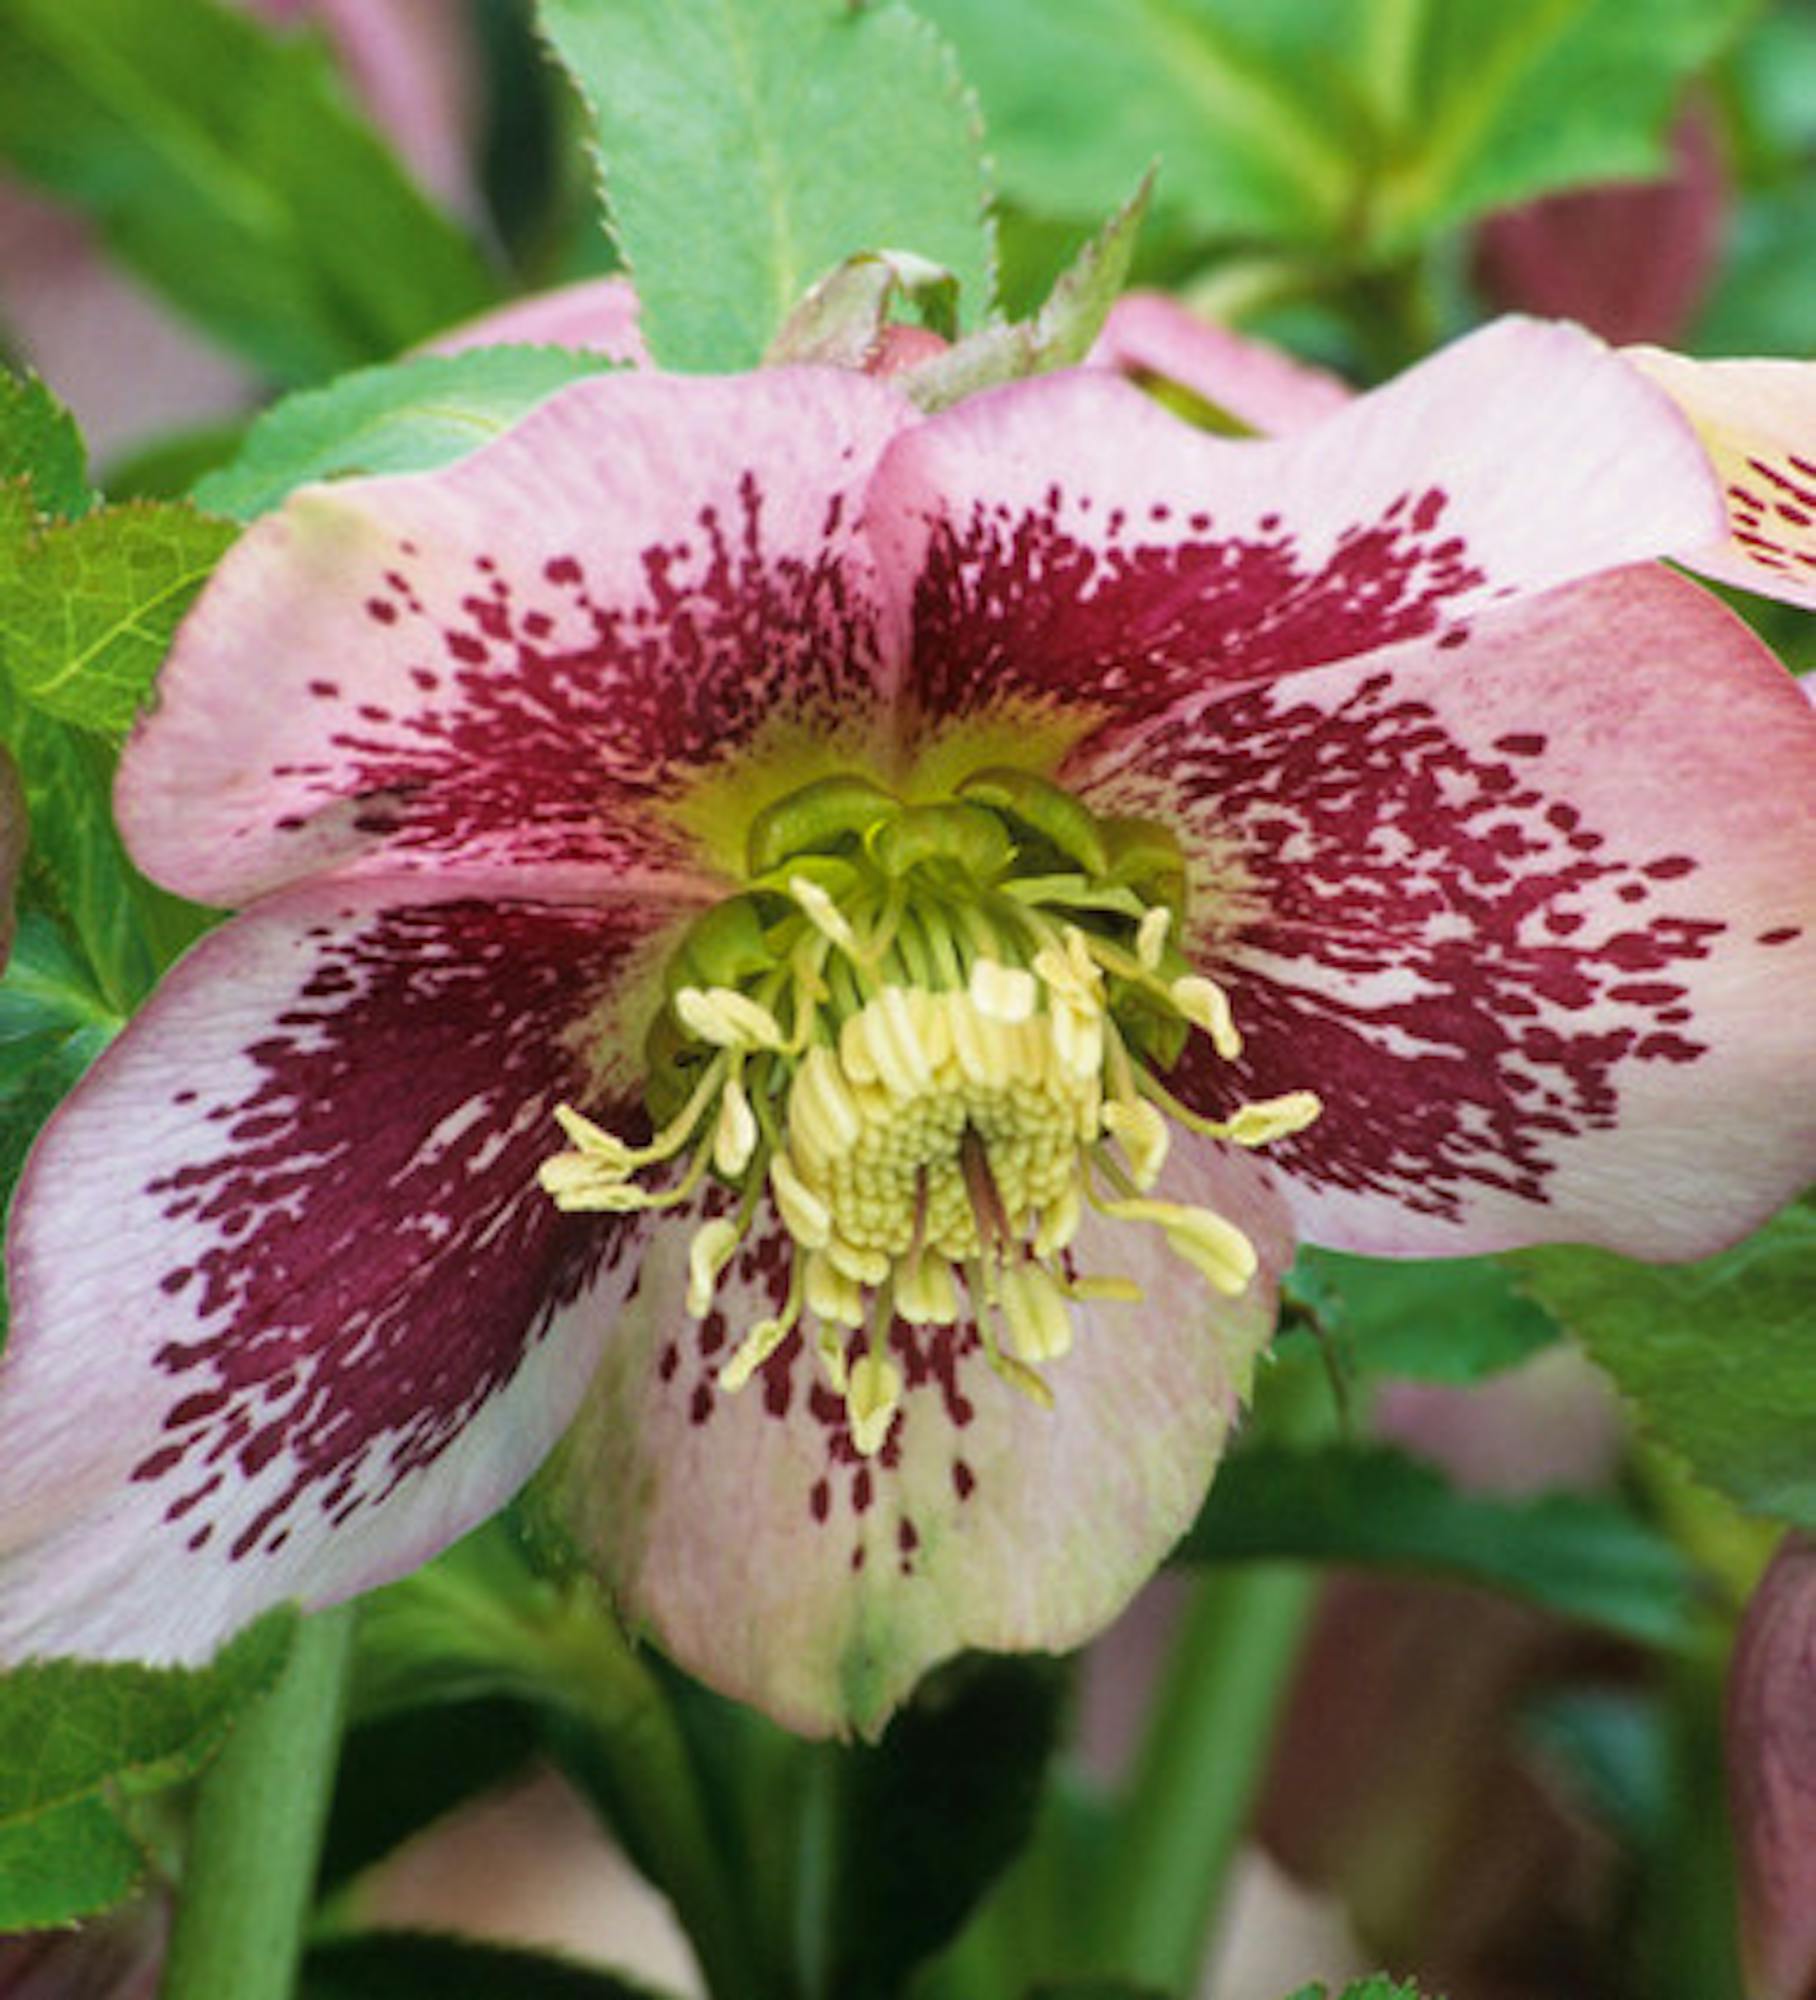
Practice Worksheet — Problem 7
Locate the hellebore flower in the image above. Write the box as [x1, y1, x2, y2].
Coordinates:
[2, 319, 1814, 1736]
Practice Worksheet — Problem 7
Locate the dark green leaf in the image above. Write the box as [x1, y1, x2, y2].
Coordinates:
[301, 1932, 679, 2000]
[537, 0, 995, 371]
[0, 371, 96, 521]
[193, 347, 625, 523]
[0, 492, 237, 734]
[0, 1609, 296, 1827]
[827, 1654, 1068, 1997]
[0, 0, 496, 382]
[1025, 1983, 1169, 2000]
[1177, 1441, 1697, 1647]
[0, 1795, 143, 1929]
[1292, 1246, 1559, 1384]
[1283, 1981, 1430, 2000]
[1511, 1198, 1816, 1529]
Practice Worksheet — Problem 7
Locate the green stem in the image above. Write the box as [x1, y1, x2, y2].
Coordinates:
[1094, 1564, 1318, 1993]
[159, 1605, 357, 2000]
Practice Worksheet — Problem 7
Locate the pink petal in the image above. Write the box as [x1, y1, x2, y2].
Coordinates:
[425, 276, 649, 367]
[1087, 291, 1352, 435]
[871, 318, 1725, 742]
[1628, 347, 1816, 610]
[1071, 565, 1816, 1259]
[541, 1142, 1294, 1737]
[1728, 1532, 1816, 2000]
[121, 368, 915, 908]
[0, 876, 681, 1663]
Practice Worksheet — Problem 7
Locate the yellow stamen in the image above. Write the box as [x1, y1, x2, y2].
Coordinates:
[686, 1218, 742, 1317]
[846, 1351, 903, 1456]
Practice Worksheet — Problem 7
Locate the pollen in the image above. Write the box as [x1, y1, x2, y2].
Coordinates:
[537, 768, 1319, 1458]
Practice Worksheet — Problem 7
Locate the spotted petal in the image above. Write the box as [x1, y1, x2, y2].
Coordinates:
[1072, 565, 1816, 1259]
[121, 368, 915, 909]
[537, 1141, 1293, 1738]
[870, 317, 1725, 749]
[1629, 348, 1816, 609]
[0, 876, 682, 1662]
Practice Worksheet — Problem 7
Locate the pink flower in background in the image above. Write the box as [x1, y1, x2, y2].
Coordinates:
[0, 321, 1812, 1733]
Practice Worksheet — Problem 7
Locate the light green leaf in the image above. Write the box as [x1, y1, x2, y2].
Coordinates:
[0, 1795, 143, 1929]
[1177, 1441, 1697, 1648]
[1511, 1197, 1816, 1528]
[1283, 1981, 1430, 2000]
[193, 347, 625, 523]
[0, 493, 237, 735]
[1292, 1246, 1559, 1385]
[537, 0, 995, 371]
[0, 371, 96, 522]
[0, 1610, 297, 1828]
[0, 0, 496, 383]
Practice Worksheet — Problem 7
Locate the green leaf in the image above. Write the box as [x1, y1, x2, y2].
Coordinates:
[0, 371, 96, 522]
[1511, 1197, 1816, 1529]
[0, 1795, 143, 1929]
[1177, 1441, 1697, 1647]
[0, 687, 212, 1012]
[0, 0, 497, 383]
[0, 492, 237, 735]
[1292, 1246, 1559, 1384]
[193, 347, 626, 523]
[0, 1609, 297, 1828]
[1283, 1981, 1430, 2000]
[1374, 0, 1756, 249]
[920, 0, 1750, 261]
[902, 177, 1153, 412]
[913, 0, 1364, 247]
[300, 1933, 681, 2000]
[827, 1655, 1068, 1997]
[1025, 1983, 1170, 2000]
[537, 0, 995, 371]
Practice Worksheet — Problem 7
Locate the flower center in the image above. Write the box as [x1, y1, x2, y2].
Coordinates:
[539, 769, 1318, 1455]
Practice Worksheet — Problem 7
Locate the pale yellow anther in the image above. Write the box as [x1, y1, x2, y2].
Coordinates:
[1103, 1097, 1169, 1189]
[1170, 975, 1242, 1060]
[1219, 1090, 1323, 1146]
[1136, 905, 1171, 971]
[846, 1351, 903, 1456]
[675, 985, 786, 1051]
[789, 873, 860, 954]
[805, 1249, 867, 1328]
[720, 1313, 793, 1393]
[686, 1218, 742, 1317]
[1033, 1182, 1083, 1257]
[1050, 994, 1106, 1082]
[988, 1347, 1055, 1410]
[1065, 1274, 1144, 1305]
[1032, 925, 1104, 1009]
[865, 985, 934, 1098]
[551, 1102, 628, 1162]
[713, 1077, 757, 1176]
[816, 1323, 850, 1395]
[1101, 1194, 1258, 1297]
[969, 957, 1037, 1023]
[896, 1253, 959, 1326]
[769, 1151, 832, 1248]
[827, 1235, 891, 1287]
[790, 1046, 863, 1160]
[1000, 1264, 1074, 1363]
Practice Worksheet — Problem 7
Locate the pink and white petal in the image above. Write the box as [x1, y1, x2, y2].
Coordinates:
[425, 277, 649, 367]
[0, 875, 683, 1663]
[1628, 347, 1816, 609]
[1087, 291, 1352, 436]
[121, 368, 915, 909]
[1072, 565, 1816, 1260]
[871, 317, 1727, 747]
[539, 1143, 1293, 1738]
